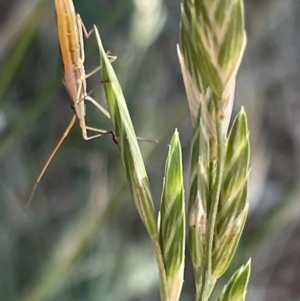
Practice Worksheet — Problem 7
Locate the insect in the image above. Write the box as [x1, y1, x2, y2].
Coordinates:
[26, 0, 116, 205]
[55, 0, 116, 139]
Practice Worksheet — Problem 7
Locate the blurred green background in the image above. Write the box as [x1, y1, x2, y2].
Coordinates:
[1, 0, 300, 300]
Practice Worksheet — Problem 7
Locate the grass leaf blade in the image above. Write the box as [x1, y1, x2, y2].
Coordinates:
[94, 26, 157, 238]
[159, 130, 185, 301]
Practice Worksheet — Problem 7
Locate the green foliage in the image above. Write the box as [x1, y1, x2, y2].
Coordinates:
[213, 109, 250, 279]
[159, 130, 185, 301]
[96, 28, 185, 301]
[95, 27, 157, 237]
[178, 0, 250, 300]
[188, 105, 210, 269]
[217, 260, 251, 301]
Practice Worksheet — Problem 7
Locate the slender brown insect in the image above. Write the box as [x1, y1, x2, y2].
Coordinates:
[26, 0, 116, 205]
